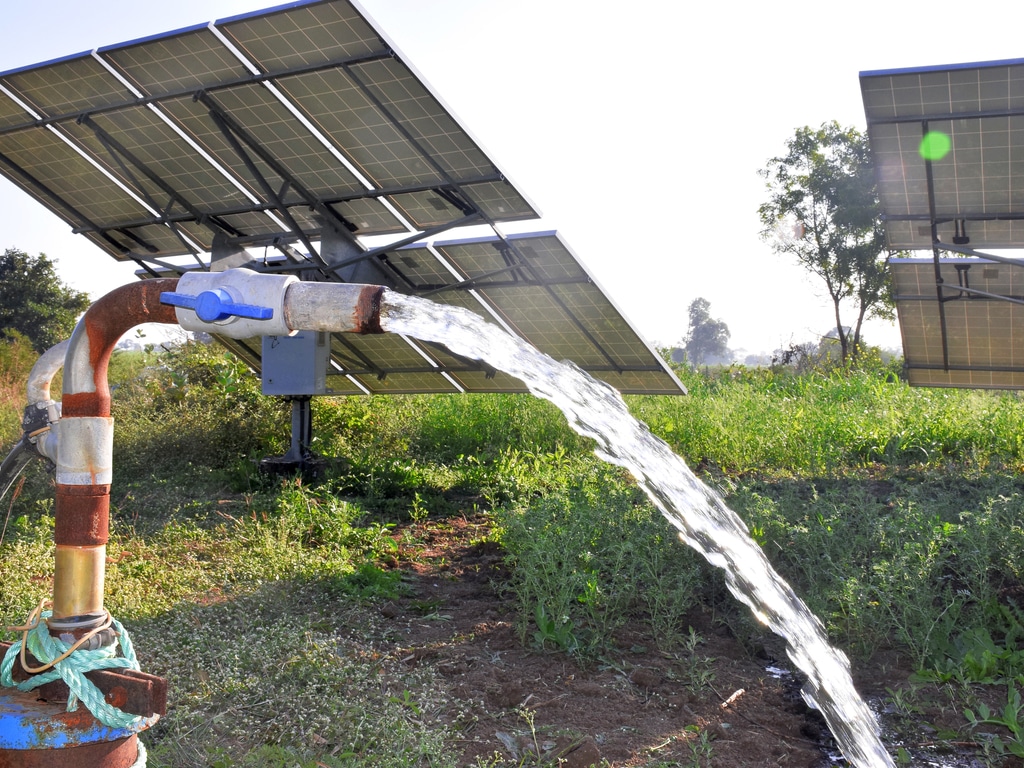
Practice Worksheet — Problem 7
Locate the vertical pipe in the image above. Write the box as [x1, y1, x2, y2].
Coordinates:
[52, 279, 179, 623]
[51, 273, 385, 623]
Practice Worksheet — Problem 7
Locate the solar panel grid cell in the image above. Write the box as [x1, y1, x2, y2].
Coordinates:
[0, 128, 149, 226]
[207, 82, 365, 199]
[354, 58, 493, 180]
[1, 57, 129, 117]
[0, 90, 34, 129]
[280, 68, 436, 188]
[328, 197, 402, 234]
[72, 107, 254, 212]
[102, 30, 246, 96]
[219, 2, 382, 73]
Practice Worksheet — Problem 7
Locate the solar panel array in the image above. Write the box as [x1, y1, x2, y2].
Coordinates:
[890, 257, 1024, 388]
[862, 59, 1024, 389]
[0, 0, 682, 395]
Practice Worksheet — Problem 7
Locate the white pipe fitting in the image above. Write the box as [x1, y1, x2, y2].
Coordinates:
[170, 269, 297, 338]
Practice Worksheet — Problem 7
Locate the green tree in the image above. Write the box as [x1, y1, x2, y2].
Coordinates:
[758, 121, 893, 364]
[684, 297, 731, 365]
[0, 248, 90, 352]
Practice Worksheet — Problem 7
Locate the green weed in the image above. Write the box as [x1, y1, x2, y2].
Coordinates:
[7, 339, 1024, 763]
[965, 678, 1024, 759]
[531, 604, 579, 654]
[683, 724, 714, 767]
[497, 465, 704, 658]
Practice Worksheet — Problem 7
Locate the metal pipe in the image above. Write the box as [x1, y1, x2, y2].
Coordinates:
[62, 280, 180, 418]
[281, 281, 385, 335]
[19, 339, 71, 465]
[26, 339, 70, 405]
[1, 269, 387, 764]
[53, 279, 179, 623]
[53, 271, 385, 623]
[166, 268, 385, 338]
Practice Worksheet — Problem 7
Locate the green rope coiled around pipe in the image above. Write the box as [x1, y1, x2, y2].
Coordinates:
[0, 610, 144, 730]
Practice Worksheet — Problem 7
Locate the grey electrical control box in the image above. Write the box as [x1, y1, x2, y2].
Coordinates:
[261, 331, 331, 395]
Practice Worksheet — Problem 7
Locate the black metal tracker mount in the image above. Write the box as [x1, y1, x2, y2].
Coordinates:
[258, 397, 326, 481]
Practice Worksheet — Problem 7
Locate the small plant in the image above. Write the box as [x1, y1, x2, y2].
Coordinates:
[684, 724, 714, 767]
[334, 561, 405, 600]
[532, 604, 579, 655]
[675, 627, 716, 693]
[388, 689, 422, 715]
[518, 707, 542, 762]
[408, 490, 435, 523]
[965, 677, 1024, 758]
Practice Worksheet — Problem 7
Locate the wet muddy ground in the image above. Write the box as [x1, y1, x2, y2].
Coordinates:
[364, 514, 1011, 767]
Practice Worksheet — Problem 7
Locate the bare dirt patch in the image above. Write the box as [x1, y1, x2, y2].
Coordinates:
[371, 514, 880, 767]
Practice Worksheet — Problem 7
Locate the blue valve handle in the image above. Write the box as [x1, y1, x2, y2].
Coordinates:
[160, 289, 274, 323]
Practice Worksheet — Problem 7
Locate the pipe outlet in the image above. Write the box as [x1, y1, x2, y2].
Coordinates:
[160, 268, 386, 337]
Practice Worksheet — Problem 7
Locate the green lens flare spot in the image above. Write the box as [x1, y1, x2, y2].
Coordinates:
[919, 131, 951, 161]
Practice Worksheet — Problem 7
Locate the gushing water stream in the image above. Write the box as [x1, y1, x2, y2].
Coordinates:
[381, 292, 895, 768]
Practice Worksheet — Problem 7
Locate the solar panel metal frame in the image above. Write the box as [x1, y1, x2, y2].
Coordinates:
[0, 0, 683, 395]
[861, 58, 1024, 388]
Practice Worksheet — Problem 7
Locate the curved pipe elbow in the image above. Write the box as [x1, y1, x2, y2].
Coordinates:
[26, 339, 70, 405]
[63, 279, 180, 418]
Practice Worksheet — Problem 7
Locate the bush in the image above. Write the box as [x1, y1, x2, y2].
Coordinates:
[111, 341, 288, 477]
[496, 464, 705, 656]
[0, 332, 40, 445]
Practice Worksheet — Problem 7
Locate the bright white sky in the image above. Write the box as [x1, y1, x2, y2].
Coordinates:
[0, 0, 1021, 357]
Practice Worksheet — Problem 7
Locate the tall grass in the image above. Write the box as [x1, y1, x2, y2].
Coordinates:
[0, 332, 37, 445]
[631, 364, 1024, 473]
[4, 340, 1024, 762]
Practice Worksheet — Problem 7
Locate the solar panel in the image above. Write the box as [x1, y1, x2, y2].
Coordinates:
[890, 257, 1024, 389]
[0, 0, 682, 395]
[862, 59, 1024, 388]
[861, 59, 1024, 251]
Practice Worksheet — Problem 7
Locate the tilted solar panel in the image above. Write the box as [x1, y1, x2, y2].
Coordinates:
[0, 0, 682, 395]
[861, 59, 1024, 251]
[891, 257, 1024, 389]
[862, 60, 1024, 388]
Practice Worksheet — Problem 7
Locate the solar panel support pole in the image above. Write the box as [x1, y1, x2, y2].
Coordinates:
[321, 215, 398, 287]
[211, 231, 256, 271]
[258, 396, 324, 480]
[922, 120, 952, 371]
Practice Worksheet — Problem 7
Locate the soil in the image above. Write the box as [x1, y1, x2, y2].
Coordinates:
[371, 513, 986, 768]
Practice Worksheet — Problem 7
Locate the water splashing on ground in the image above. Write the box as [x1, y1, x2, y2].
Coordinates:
[381, 292, 895, 768]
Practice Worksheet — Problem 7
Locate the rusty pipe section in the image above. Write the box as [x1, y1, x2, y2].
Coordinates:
[282, 281, 385, 335]
[53, 269, 385, 624]
[53, 279, 179, 623]
[63, 280, 180, 418]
